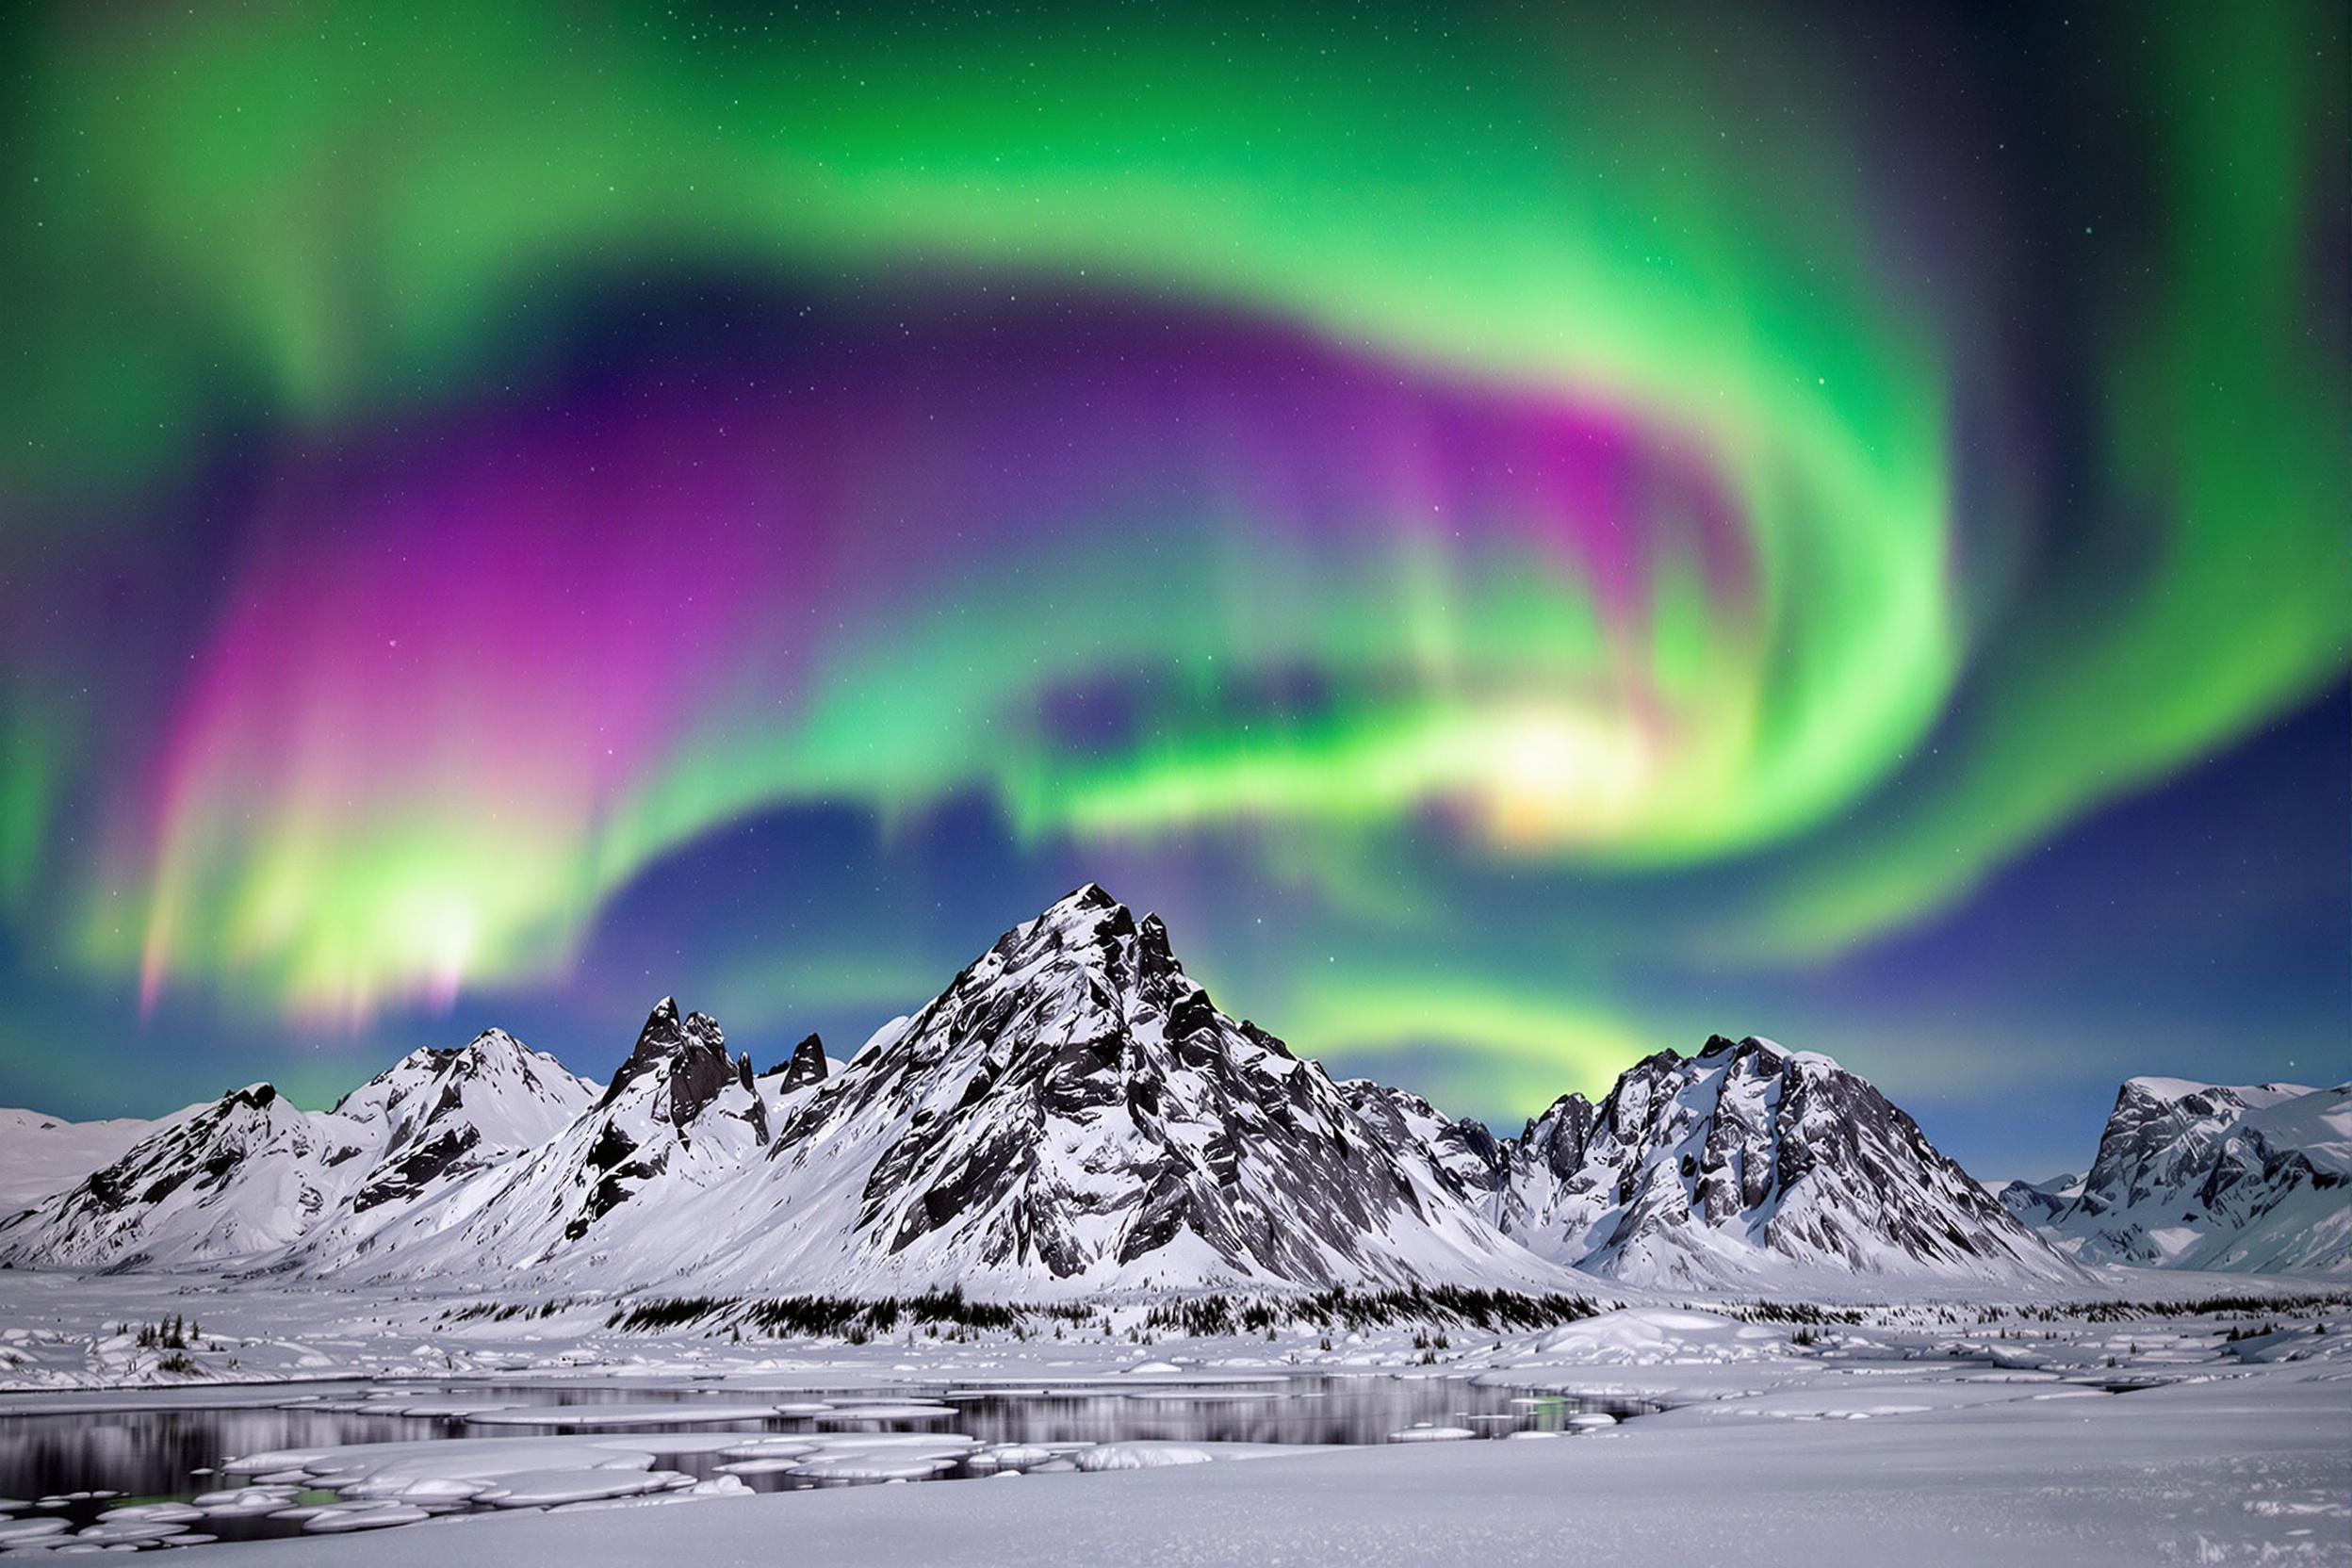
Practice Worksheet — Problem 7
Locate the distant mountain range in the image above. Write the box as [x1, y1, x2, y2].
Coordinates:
[0, 887, 2337, 1293]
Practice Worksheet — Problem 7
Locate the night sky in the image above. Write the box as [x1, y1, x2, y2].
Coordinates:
[1, 1, 2344, 1182]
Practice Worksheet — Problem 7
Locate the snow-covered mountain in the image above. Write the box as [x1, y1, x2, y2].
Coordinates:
[296, 1030, 599, 1261]
[666, 885, 1563, 1295]
[1488, 1036, 2080, 1288]
[2015, 1078, 2350, 1275]
[318, 1000, 776, 1280]
[0, 1085, 359, 1270]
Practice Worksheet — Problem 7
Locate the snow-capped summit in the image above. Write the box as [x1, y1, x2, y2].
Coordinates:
[672, 884, 1563, 1295]
[319, 1030, 598, 1242]
[334, 1029, 597, 1211]
[1489, 1034, 2080, 1287]
[2022, 1078, 2349, 1274]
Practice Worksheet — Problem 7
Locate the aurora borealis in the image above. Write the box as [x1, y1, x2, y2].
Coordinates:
[1, 1, 2344, 1176]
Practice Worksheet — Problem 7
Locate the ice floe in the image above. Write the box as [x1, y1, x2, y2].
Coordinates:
[476, 1469, 689, 1507]
[302, 1503, 433, 1533]
[463, 1401, 779, 1428]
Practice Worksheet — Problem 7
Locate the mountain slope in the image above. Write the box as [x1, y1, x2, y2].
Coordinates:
[1490, 1036, 2080, 1288]
[1339, 1080, 1506, 1207]
[0, 1106, 193, 1214]
[2029, 1078, 2349, 1274]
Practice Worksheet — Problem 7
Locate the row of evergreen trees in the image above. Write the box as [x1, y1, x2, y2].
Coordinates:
[132, 1314, 197, 1349]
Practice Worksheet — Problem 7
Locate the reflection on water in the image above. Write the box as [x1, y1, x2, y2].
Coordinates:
[0, 1377, 1654, 1548]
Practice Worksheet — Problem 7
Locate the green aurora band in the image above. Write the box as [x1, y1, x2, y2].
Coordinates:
[0, 0, 2343, 1104]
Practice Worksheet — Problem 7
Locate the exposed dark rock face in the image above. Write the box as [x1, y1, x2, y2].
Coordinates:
[664, 1025, 731, 1134]
[598, 997, 764, 1145]
[774, 1033, 829, 1093]
[570, 1122, 661, 1240]
[1518, 1092, 1598, 1184]
[351, 1125, 482, 1215]
[609, 1001, 717, 1107]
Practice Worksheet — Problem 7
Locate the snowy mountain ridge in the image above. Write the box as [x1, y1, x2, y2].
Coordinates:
[312, 998, 780, 1280]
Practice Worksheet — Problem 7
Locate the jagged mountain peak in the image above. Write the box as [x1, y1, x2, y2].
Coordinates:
[1037, 879, 1122, 925]
[599, 996, 744, 1140]
[981, 884, 1186, 986]
[858, 888, 1241, 1095]
[767, 1032, 829, 1093]
[605, 997, 727, 1097]
[709, 888, 1552, 1294]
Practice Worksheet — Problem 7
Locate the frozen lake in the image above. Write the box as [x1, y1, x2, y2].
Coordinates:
[0, 1375, 1656, 1548]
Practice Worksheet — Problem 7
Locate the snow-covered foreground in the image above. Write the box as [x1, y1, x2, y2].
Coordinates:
[0, 1273, 2344, 1564]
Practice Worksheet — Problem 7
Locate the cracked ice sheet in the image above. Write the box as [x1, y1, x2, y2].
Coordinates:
[170, 1364, 2347, 1568]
